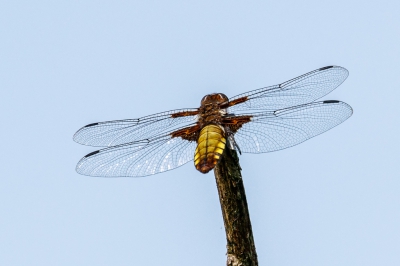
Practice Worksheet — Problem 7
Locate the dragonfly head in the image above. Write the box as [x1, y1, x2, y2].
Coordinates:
[201, 93, 229, 106]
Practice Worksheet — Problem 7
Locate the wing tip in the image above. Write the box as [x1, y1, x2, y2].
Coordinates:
[72, 133, 80, 144]
[323, 100, 340, 104]
[322, 100, 354, 117]
[85, 123, 99, 127]
[319, 65, 349, 75]
[84, 150, 100, 158]
[319, 66, 334, 71]
[73, 123, 98, 144]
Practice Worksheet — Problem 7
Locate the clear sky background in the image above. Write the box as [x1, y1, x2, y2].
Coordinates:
[1, 1, 399, 265]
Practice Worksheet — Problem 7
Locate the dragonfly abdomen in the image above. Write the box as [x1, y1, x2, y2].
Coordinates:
[194, 124, 226, 173]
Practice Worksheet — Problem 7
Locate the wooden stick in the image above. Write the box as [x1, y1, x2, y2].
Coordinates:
[214, 147, 258, 266]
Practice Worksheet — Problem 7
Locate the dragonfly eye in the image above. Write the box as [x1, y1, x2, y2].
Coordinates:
[200, 95, 209, 105]
[201, 93, 229, 105]
[217, 93, 229, 103]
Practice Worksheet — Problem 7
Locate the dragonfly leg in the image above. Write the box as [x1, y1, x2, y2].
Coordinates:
[226, 127, 242, 155]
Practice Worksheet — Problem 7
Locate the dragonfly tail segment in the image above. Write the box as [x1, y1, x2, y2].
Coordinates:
[194, 124, 226, 173]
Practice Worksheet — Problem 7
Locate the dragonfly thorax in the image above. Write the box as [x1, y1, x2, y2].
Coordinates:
[198, 93, 229, 129]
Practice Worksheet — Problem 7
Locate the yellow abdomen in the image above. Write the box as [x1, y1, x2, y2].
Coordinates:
[194, 124, 226, 173]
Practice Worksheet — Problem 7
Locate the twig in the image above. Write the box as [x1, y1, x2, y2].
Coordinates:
[214, 147, 258, 266]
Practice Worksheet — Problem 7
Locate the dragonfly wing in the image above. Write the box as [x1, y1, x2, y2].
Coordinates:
[228, 66, 349, 113]
[233, 101, 353, 153]
[76, 134, 197, 177]
[73, 108, 198, 147]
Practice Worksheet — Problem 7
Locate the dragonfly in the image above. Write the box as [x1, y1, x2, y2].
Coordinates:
[73, 66, 352, 177]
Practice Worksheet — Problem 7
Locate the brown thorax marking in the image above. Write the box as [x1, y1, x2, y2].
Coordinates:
[222, 116, 252, 133]
[170, 110, 199, 118]
[220, 96, 248, 108]
[171, 93, 252, 141]
[171, 125, 200, 141]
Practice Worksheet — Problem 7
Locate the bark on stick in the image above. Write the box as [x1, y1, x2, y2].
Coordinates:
[214, 147, 258, 266]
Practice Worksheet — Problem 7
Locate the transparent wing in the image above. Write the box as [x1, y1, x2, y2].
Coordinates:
[73, 108, 198, 147]
[76, 134, 197, 177]
[233, 100, 353, 153]
[228, 66, 349, 113]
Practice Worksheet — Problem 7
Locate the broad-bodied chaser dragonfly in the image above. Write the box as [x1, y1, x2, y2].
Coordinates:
[74, 66, 352, 177]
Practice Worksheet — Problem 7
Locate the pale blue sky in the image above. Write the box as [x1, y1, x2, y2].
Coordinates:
[1, 1, 399, 265]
